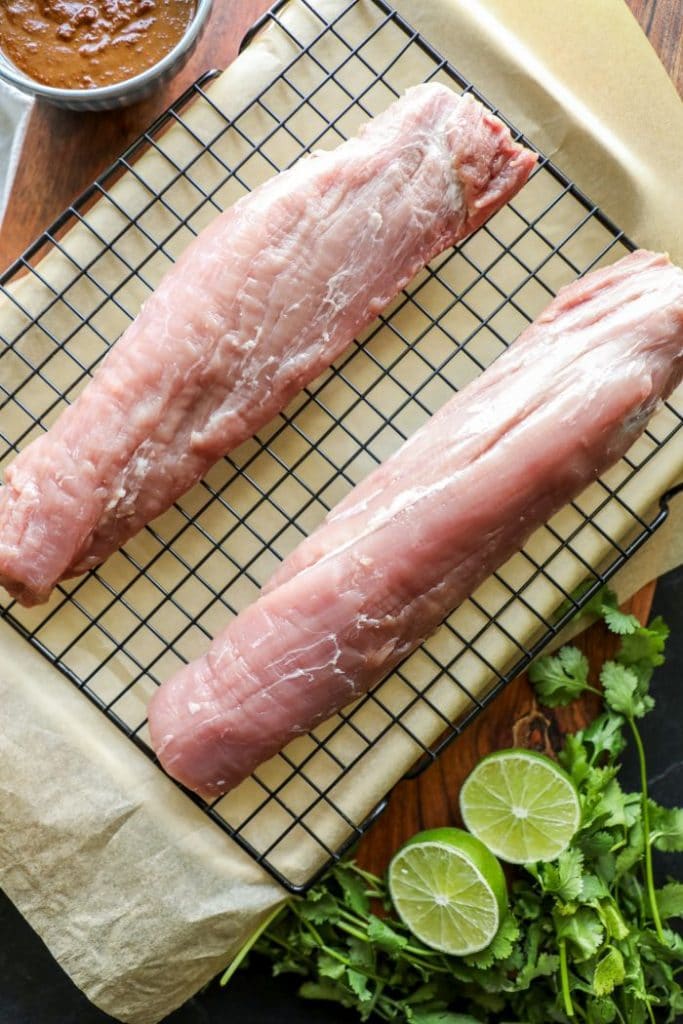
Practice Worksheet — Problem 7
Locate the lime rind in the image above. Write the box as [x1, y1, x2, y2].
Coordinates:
[460, 749, 581, 864]
[388, 829, 507, 956]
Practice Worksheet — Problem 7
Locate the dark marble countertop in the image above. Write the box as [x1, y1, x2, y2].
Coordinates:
[2, 566, 682, 1024]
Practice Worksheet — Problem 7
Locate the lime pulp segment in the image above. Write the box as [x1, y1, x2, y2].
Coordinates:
[388, 830, 507, 956]
[459, 749, 581, 864]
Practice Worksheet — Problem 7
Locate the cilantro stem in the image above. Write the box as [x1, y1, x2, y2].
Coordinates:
[333, 913, 450, 973]
[627, 715, 665, 943]
[335, 916, 368, 942]
[346, 863, 384, 887]
[330, 904, 450, 966]
[558, 939, 574, 1018]
[287, 906, 414, 992]
[219, 902, 286, 985]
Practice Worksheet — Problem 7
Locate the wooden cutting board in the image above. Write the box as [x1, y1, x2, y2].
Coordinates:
[0, 0, 678, 877]
[356, 583, 657, 872]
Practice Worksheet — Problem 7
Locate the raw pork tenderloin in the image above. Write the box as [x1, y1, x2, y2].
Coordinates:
[0, 83, 535, 606]
[148, 250, 683, 797]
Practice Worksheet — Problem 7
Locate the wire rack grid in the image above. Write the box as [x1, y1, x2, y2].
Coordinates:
[1, 0, 682, 893]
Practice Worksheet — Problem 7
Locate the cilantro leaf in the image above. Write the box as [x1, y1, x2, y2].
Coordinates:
[559, 732, 591, 784]
[603, 606, 641, 636]
[617, 616, 668, 672]
[578, 831, 615, 859]
[600, 661, 653, 719]
[347, 967, 372, 1003]
[656, 881, 683, 919]
[586, 995, 618, 1023]
[317, 951, 346, 981]
[598, 900, 629, 941]
[581, 712, 626, 763]
[367, 915, 408, 954]
[529, 645, 590, 706]
[583, 585, 639, 634]
[582, 585, 615, 619]
[578, 767, 625, 832]
[348, 935, 374, 973]
[299, 980, 354, 1008]
[463, 913, 519, 969]
[514, 949, 560, 988]
[593, 946, 625, 996]
[660, 925, 683, 957]
[615, 820, 644, 878]
[541, 848, 585, 902]
[334, 863, 370, 915]
[404, 980, 449, 1006]
[649, 804, 683, 852]
[580, 873, 609, 902]
[297, 893, 340, 924]
[593, 776, 627, 829]
[555, 907, 605, 960]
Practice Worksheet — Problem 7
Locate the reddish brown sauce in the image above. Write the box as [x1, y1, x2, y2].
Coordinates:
[0, 1, 197, 89]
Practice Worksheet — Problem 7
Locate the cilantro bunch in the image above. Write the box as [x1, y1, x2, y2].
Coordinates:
[228, 589, 683, 1023]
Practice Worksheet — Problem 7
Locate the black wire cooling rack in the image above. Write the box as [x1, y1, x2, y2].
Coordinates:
[1, 0, 683, 893]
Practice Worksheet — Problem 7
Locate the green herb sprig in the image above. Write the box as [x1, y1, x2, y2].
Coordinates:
[227, 589, 683, 1023]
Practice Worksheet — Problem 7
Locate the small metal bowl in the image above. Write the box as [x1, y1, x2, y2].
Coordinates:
[0, 0, 214, 111]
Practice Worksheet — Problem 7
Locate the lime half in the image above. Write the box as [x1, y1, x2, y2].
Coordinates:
[460, 749, 581, 864]
[387, 827, 507, 955]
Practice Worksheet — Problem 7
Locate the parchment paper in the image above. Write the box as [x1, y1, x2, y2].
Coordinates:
[1, 1, 682, 1022]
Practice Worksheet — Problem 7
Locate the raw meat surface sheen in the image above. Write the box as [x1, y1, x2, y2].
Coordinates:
[0, 83, 536, 606]
[148, 250, 683, 798]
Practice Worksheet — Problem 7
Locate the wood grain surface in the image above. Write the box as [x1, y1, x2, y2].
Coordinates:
[627, 0, 683, 92]
[0, 1, 678, 875]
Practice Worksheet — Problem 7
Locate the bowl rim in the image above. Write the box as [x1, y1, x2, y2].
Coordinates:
[0, 0, 214, 102]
